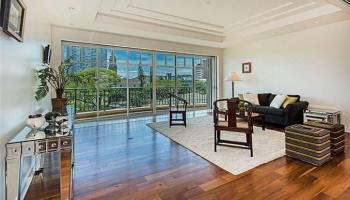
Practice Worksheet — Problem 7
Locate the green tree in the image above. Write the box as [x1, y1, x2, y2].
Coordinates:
[195, 80, 207, 95]
[67, 67, 121, 90]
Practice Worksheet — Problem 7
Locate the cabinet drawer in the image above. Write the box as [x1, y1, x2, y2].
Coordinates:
[22, 141, 35, 155]
[6, 143, 21, 159]
[60, 137, 71, 149]
[47, 139, 59, 152]
[36, 140, 47, 153]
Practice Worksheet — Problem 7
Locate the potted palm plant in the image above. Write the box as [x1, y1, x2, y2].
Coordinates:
[35, 59, 82, 114]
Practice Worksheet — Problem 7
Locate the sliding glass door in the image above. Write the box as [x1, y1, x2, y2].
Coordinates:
[176, 56, 194, 108]
[62, 42, 216, 118]
[155, 53, 176, 111]
[194, 57, 212, 109]
[63, 45, 99, 118]
[99, 48, 127, 115]
[128, 51, 153, 112]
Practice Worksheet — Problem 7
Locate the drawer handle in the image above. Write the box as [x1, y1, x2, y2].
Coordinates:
[14, 149, 17, 153]
[63, 141, 68, 146]
[28, 147, 31, 151]
[51, 143, 57, 148]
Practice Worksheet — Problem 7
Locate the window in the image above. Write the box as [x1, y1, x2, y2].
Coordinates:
[62, 42, 216, 114]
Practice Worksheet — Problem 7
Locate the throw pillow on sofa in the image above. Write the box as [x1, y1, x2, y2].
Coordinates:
[270, 95, 287, 108]
[282, 96, 298, 108]
[243, 93, 259, 105]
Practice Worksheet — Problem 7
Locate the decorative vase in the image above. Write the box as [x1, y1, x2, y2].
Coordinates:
[51, 98, 68, 114]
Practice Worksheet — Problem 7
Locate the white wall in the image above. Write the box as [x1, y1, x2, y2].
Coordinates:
[0, 0, 51, 199]
[50, 26, 223, 98]
[223, 20, 350, 131]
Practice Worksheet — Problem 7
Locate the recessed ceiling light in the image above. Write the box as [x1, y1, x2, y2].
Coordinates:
[205, 0, 211, 5]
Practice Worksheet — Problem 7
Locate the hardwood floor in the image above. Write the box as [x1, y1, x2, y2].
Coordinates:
[25, 111, 350, 200]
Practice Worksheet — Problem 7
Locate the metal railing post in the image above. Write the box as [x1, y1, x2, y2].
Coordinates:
[103, 89, 106, 111]
[74, 89, 77, 114]
[83, 90, 86, 112]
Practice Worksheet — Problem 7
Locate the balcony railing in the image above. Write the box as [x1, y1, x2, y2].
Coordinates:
[64, 87, 208, 114]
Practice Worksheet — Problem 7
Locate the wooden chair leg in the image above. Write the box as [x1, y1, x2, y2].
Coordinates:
[245, 133, 253, 157]
[217, 130, 221, 143]
[214, 129, 217, 152]
[183, 112, 187, 127]
[249, 134, 253, 157]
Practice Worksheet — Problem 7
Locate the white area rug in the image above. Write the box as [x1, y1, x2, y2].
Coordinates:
[147, 116, 286, 175]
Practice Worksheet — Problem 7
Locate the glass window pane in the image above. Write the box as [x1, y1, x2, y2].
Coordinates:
[70, 62, 81, 73]
[81, 47, 97, 66]
[97, 67, 121, 90]
[166, 55, 175, 66]
[176, 67, 193, 104]
[156, 66, 175, 87]
[176, 56, 185, 67]
[177, 68, 193, 87]
[128, 51, 141, 65]
[70, 46, 81, 63]
[185, 57, 193, 67]
[128, 66, 152, 87]
[63, 45, 71, 61]
[128, 65, 138, 88]
[141, 52, 152, 65]
[194, 58, 202, 66]
[83, 63, 96, 71]
[194, 63, 207, 80]
[99, 48, 114, 67]
[115, 50, 127, 63]
[129, 65, 152, 108]
[156, 53, 165, 65]
[115, 64, 127, 87]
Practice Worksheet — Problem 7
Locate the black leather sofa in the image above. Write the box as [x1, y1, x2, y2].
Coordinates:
[252, 93, 309, 126]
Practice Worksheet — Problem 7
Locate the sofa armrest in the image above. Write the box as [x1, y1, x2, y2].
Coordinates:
[284, 101, 309, 126]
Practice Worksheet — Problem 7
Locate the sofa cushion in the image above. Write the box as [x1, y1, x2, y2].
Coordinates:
[258, 93, 271, 106]
[282, 96, 298, 108]
[270, 95, 287, 108]
[287, 95, 300, 102]
[253, 106, 285, 116]
[268, 94, 277, 105]
[243, 93, 259, 105]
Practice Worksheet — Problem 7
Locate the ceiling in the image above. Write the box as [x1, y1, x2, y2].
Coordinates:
[44, 0, 350, 48]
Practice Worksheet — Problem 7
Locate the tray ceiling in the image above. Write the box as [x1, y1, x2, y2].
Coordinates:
[45, 0, 350, 48]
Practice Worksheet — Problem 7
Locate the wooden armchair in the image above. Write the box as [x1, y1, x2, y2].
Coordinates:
[213, 98, 254, 157]
[169, 93, 188, 127]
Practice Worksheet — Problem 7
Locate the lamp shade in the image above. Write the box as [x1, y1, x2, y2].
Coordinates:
[224, 72, 241, 81]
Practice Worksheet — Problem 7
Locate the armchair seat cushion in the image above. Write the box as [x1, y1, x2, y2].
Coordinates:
[217, 121, 249, 129]
[253, 106, 285, 116]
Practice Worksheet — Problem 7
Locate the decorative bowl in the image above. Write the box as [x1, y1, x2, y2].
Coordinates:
[25, 114, 46, 132]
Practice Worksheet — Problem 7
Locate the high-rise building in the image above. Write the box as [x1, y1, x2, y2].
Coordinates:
[195, 63, 204, 80]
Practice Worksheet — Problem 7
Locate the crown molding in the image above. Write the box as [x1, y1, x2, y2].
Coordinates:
[126, 4, 224, 30]
[107, 8, 224, 36]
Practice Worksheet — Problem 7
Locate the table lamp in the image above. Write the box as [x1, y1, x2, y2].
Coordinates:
[224, 72, 241, 98]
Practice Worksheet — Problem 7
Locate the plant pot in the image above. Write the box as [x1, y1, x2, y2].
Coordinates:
[52, 98, 68, 114]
